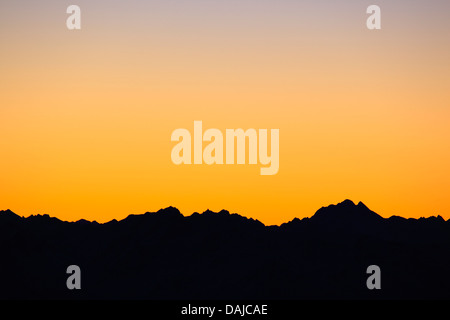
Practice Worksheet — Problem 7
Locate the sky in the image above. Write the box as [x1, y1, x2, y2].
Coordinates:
[1, 0, 450, 225]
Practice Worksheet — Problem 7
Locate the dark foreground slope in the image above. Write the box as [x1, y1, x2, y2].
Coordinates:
[1, 200, 450, 299]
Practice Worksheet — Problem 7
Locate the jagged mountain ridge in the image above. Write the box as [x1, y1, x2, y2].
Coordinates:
[1, 200, 450, 300]
[1, 199, 445, 227]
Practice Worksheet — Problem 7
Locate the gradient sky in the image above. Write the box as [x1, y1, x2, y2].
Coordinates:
[1, 0, 449, 225]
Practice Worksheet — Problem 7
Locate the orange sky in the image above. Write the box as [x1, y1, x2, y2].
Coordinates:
[1, 1, 450, 225]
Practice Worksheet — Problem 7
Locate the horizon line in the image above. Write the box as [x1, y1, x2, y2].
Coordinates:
[1, 199, 447, 227]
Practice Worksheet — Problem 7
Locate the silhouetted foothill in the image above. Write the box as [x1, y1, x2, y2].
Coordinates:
[1, 200, 450, 300]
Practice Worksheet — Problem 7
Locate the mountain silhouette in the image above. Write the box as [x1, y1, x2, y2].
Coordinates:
[309, 199, 383, 230]
[1, 200, 450, 299]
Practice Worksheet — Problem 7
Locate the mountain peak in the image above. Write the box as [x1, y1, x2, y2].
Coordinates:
[311, 199, 383, 226]
[155, 206, 182, 217]
[340, 199, 356, 206]
[357, 201, 369, 209]
[0, 209, 21, 221]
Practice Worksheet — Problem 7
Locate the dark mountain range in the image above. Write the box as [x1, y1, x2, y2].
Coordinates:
[1, 200, 450, 299]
